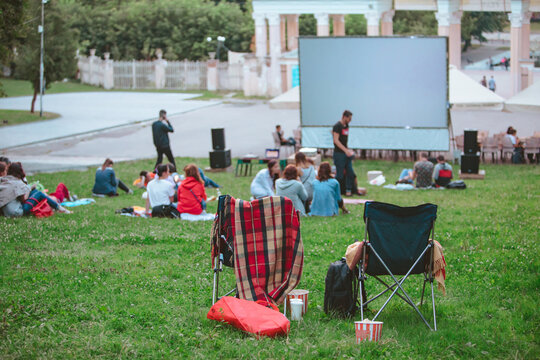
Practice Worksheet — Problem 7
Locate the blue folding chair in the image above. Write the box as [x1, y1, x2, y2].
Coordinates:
[357, 201, 438, 330]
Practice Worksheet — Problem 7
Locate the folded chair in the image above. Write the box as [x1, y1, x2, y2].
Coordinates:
[357, 201, 438, 330]
[211, 195, 304, 306]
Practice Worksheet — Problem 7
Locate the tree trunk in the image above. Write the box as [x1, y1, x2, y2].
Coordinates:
[30, 89, 37, 113]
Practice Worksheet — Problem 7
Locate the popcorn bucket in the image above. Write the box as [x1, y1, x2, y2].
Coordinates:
[355, 320, 383, 343]
[287, 289, 309, 316]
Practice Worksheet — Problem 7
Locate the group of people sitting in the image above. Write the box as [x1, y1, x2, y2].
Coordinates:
[397, 153, 453, 188]
[91, 158, 220, 219]
[250, 152, 350, 217]
[0, 157, 74, 217]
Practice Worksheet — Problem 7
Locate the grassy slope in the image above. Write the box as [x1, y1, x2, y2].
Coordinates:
[0, 158, 538, 359]
[0, 110, 60, 127]
[0, 78, 225, 100]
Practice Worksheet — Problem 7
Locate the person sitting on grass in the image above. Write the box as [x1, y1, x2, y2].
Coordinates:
[250, 160, 280, 199]
[92, 158, 133, 197]
[276, 164, 308, 216]
[411, 152, 434, 188]
[295, 152, 316, 203]
[0, 162, 71, 217]
[310, 162, 349, 216]
[177, 164, 207, 216]
[133, 170, 155, 189]
[145, 164, 179, 218]
[433, 155, 453, 187]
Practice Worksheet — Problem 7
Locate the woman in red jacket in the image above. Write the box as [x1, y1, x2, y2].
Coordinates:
[177, 163, 207, 215]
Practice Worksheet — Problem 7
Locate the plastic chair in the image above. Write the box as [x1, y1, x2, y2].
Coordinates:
[273, 132, 294, 159]
[524, 137, 540, 164]
[357, 201, 439, 330]
[481, 136, 499, 163]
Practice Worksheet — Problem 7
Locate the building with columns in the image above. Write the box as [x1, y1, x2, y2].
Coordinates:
[251, 0, 540, 97]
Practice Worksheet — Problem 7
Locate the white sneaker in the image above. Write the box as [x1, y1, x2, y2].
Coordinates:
[128, 189, 134, 195]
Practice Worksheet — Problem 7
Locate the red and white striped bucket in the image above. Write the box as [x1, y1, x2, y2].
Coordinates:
[355, 320, 383, 343]
[287, 289, 309, 315]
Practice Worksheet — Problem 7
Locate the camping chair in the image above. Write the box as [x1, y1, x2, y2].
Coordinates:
[357, 201, 439, 330]
[211, 194, 304, 308]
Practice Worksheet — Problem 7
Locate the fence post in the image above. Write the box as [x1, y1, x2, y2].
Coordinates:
[207, 59, 218, 91]
[132, 59, 136, 89]
[89, 49, 97, 86]
[103, 52, 114, 90]
[154, 48, 166, 89]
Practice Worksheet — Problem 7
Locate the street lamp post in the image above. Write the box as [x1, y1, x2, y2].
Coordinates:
[206, 36, 228, 61]
[39, 0, 47, 117]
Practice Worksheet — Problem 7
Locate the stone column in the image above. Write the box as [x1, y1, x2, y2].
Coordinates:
[436, 11, 462, 68]
[154, 48, 166, 89]
[242, 54, 259, 96]
[332, 15, 345, 36]
[207, 59, 218, 91]
[286, 15, 299, 50]
[88, 49, 96, 86]
[103, 52, 114, 90]
[280, 15, 287, 52]
[315, 13, 329, 36]
[253, 12, 267, 58]
[381, 10, 394, 36]
[508, 12, 523, 95]
[267, 13, 282, 96]
[365, 12, 380, 36]
[521, 12, 532, 60]
[520, 59, 535, 91]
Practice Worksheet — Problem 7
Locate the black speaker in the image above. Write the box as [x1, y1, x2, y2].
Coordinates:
[209, 149, 231, 169]
[461, 154, 479, 174]
[464, 130, 479, 154]
[211, 128, 225, 151]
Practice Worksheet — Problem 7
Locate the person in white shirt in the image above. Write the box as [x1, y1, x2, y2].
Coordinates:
[145, 164, 179, 218]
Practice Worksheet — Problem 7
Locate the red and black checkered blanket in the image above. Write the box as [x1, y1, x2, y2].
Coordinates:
[231, 196, 304, 305]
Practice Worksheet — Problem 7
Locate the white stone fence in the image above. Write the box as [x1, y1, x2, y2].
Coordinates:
[77, 49, 245, 92]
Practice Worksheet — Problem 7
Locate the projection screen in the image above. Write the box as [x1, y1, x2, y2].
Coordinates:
[299, 37, 450, 151]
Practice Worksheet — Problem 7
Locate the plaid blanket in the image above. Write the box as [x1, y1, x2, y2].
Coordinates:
[232, 196, 303, 305]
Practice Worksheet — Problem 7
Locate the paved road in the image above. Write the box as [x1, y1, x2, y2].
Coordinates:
[0, 92, 220, 149]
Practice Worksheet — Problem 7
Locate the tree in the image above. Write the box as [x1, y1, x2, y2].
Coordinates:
[299, 14, 316, 36]
[393, 11, 437, 36]
[0, 0, 28, 96]
[14, 0, 78, 112]
[345, 14, 367, 35]
[461, 12, 506, 52]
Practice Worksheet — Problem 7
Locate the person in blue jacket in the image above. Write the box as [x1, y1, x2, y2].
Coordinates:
[92, 158, 132, 197]
[250, 160, 280, 199]
[310, 162, 349, 216]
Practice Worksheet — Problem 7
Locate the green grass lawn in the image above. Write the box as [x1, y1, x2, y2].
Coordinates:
[0, 78, 229, 100]
[0, 109, 60, 127]
[1, 158, 538, 358]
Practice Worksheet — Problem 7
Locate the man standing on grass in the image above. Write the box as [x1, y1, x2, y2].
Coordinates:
[332, 110, 356, 196]
[152, 109, 176, 169]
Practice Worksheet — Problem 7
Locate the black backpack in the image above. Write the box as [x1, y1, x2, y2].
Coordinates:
[324, 258, 359, 318]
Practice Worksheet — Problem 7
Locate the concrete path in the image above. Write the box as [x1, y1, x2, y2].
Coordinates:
[1, 96, 538, 174]
[0, 92, 221, 149]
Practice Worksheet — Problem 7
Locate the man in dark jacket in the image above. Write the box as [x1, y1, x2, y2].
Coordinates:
[152, 109, 176, 169]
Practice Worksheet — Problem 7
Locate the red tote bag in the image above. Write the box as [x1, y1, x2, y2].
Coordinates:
[31, 198, 54, 218]
[207, 297, 290, 338]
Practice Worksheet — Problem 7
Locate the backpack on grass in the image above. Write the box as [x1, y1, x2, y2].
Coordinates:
[324, 258, 359, 318]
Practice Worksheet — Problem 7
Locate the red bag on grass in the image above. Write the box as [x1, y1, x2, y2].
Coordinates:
[31, 199, 54, 218]
[207, 297, 290, 338]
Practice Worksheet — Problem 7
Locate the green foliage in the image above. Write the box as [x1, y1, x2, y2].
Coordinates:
[0, 158, 538, 358]
[63, 0, 253, 61]
[299, 14, 316, 36]
[461, 12, 506, 52]
[345, 14, 367, 36]
[394, 11, 437, 36]
[13, 0, 78, 111]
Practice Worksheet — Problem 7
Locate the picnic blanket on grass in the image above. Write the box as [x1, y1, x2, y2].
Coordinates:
[231, 196, 304, 305]
[60, 198, 96, 207]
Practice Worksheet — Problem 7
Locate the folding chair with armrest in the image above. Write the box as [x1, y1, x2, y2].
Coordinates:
[357, 201, 439, 330]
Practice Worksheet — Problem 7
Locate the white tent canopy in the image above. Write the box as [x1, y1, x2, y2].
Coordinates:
[448, 65, 505, 110]
[269, 65, 506, 111]
[504, 80, 540, 112]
